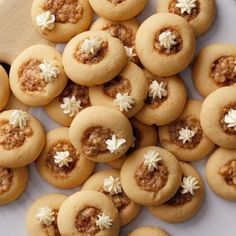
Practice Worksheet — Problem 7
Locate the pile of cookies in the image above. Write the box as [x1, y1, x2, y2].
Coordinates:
[1, 0, 236, 235]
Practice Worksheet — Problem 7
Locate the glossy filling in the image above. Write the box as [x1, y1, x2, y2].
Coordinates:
[0, 167, 13, 194]
[42, 0, 83, 24]
[103, 76, 131, 98]
[75, 207, 101, 234]
[211, 56, 236, 86]
[135, 163, 169, 192]
[42, 209, 61, 236]
[219, 160, 236, 187]
[81, 126, 113, 156]
[0, 120, 33, 150]
[220, 104, 236, 135]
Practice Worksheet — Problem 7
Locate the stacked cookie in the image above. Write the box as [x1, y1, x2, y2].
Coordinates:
[2, 0, 236, 235]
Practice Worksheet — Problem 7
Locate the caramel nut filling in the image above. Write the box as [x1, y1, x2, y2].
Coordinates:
[169, 116, 203, 149]
[46, 140, 79, 176]
[107, 0, 126, 5]
[0, 120, 33, 150]
[219, 160, 236, 187]
[101, 189, 130, 212]
[0, 167, 13, 194]
[18, 59, 47, 92]
[135, 163, 169, 192]
[103, 76, 131, 98]
[75, 207, 101, 234]
[81, 126, 113, 157]
[74, 41, 108, 64]
[42, 209, 61, 236]
[211, 56, 236, 86]
[168, 0, 200, 22]
[102, 23, 135, 47]
[59, 81, 91, 107]
[145, 79, 168, 109]
[154, 28, 183, 55]
[220, 104, 236, 135]
[42, 0, 83, 24]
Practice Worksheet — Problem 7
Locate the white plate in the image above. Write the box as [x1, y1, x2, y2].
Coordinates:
[1, 0, 236, 235]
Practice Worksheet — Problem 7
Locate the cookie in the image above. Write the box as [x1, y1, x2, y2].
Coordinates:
[25, 194, 67, 236]
[44, 80, 91, 126]
[0, 0, 53, 65]
[159, 100, 215, 161]
[88, 0, 148, 21]
[89, 62, 148, 117]
[0, 65, 10, 111]
[57, 190, 120, 236]
[200, 87, 236, 149]
[90, 17, 140, 63]
[193, 43, 236, 97]
[206, 147, 236, 201]
[70, 106, 133, 162]
[5, 94, 29, 112]
[128, 226, 170, 236]
[63, 31, 127, 86]
[10, 44, 68, 106]
[135, 70, 187, 126]
[82, 169, 141, 226]
[36, 127, 95, 189]
[149, 162, 204, 223]
[120, 146, 182, 206]
[0, 110, 45, 168]
[156, 0, 216, 37]
[31, 0, 93, 43]
[0, 166, 28, 206]
[108, 118, 158, 169]
[136, 13, 195, 77]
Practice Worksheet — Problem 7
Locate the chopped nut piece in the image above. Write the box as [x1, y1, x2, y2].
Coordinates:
[0, 167, 13, 194]
[219, 160, 236, 187]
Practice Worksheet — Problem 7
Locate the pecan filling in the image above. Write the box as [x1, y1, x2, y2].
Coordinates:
[103, 76, 131, 98]
[0, 167, 13, 194]
[145, 79, 168, 109]
[59, 80, 90, 107]
[166, 178, 193, 206]
[81, 126, 113, 157]
[107, 0, 126, 5]
[101, 189, 130, 212]
[42, 0, 83, 24]
[18, 59, 47, 92]
[42, 210, 61, 236]
[75, 41, 108, 64]
[75, 207, 101, 234]
[169, 116, 203, 149]
[46, 140, 78, 176]
[102, 23, 134, 47]
[220, 104, 236, 135]
[135, 163, 169, 192]
[0, 120, 33, 150]
[219, 160, 236, 187]
[211, 56, 236, 86]
[154, 29, 183, 55]
[168, 0, 200, 21]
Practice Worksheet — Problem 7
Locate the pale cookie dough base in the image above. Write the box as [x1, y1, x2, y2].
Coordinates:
[156, 0, 216, 37]
[36, 127, 95, 189]
[89, 0, 148, 21]
[135, 71, 187, 126]
[25, 194, 67, 236]
[120, 146, 182, 206]
[200, 87, 236, 149]
[148, 162, 205, 223]
[0, 65, 10, 111]
[0, 110, 45, 168]
[89, 62, 148, 117]
[70, 106, 133, 162]
[0, 166, 28, 206]
[159, 100, 215, 161]
[128, 226, 170, 236]
[206, 148, 236, 201]
[4, 94, 29, 112]
[57, 191, 120, 236]
[193, 43, 236, 97]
